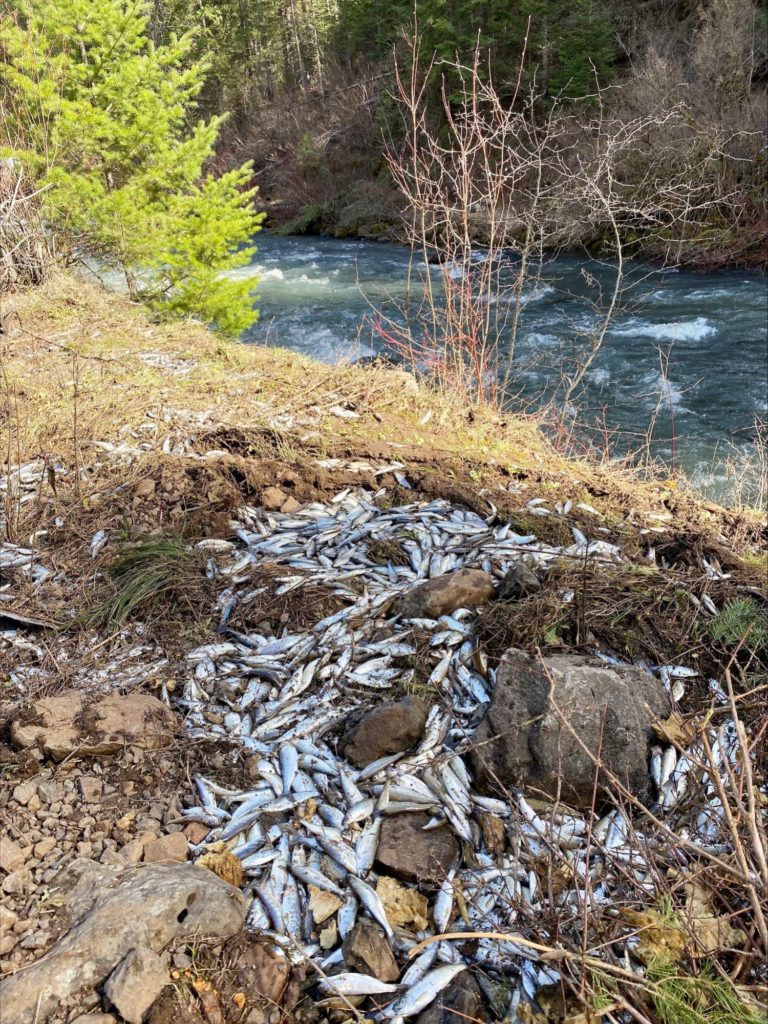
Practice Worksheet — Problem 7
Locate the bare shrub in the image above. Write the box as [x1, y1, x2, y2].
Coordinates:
[613, 0, 768, 267]
[0, 159, 54, 292]
[379, 37, 735, 412]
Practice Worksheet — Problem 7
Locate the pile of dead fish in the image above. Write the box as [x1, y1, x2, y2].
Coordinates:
[174, 488, 746, 1020]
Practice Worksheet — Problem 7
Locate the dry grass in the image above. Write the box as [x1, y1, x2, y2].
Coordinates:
[0, 271, 764, 629]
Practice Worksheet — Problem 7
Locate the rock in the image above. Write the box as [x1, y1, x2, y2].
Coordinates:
[0, 933, 18, 956]
[11, 691, 177, 761]
[470, 649, 672, 808]
[342, 696, 428, 767]
[104, 946, 168, 1023]
[0, 837, 26, 873]
[392, 569, 494, 619]
[308, 885, 342, 926]
[2, 870, 26, 895]
[319, 921, 337, 950]
[134, 478, 156, 498]
[387, 369, 419, 396]
[261, 486, 287, 511]
[12, 780, 37, 805]
[72, 1016, 118, 1024]
[375, 813, 460, 885]
[236, 943, 290, 1004]
[119, 833, 154, 866]
[37, 780, 62, 804]
[78, 777, 103, 802]
[280, 496, 301, 514]
[142, 833, 188, 864]
[342, 920, 399, 982]
[497, 563, 541, 601]
[183, 822, 210, 845]
[376, 875, 428, 931]
[413, 971, 485, 1024]
[478, 813, 506, 856]
[34, 838, 57, 859]
[0, 860, 246, 1024]
[0, 905, 18, 931]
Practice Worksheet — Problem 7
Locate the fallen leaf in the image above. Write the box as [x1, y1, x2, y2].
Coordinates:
[308, 884, 342, 925]
[652, 713, 697, 748]
[620, 908, 686, 964]
[195, 850, 244, 887]
[320, 920, 338, 950]
[232, 992, 246, 1009]
[376, 875, 428, 930]
[682, 879, 747, 955]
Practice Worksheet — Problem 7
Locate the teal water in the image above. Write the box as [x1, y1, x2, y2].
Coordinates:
[235, 235, 767, 496]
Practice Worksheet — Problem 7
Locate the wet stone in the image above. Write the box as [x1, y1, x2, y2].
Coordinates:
[342, 919, 399, 982]
[342, 696, 428, 768]
[375, 813, 460, 885]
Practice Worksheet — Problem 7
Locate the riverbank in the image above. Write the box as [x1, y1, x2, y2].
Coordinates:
[1, 274, 766, 1023]
[264, 181, 768, 272]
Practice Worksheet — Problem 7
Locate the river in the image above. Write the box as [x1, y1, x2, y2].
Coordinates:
[236, 235, 767, 497]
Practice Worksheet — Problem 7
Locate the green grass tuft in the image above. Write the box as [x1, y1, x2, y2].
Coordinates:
[90, 537, 205, 629]
[648, 958, 761, 1024]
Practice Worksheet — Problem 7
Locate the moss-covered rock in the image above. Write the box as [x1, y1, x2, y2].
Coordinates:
[321, 180, 401, 240]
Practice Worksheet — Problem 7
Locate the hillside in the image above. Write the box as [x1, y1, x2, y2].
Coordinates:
[0, 275, 766, 1023]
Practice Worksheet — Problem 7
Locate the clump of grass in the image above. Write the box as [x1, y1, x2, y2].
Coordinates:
[88, 537, 206, 628]
[647, 958, 761, 1024]
[709, 598, 768, 655]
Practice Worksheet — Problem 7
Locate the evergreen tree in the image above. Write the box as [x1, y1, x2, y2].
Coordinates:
[1, 0, 263, 336]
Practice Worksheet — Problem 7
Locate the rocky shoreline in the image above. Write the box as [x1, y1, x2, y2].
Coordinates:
[0, 276, 765, 1023]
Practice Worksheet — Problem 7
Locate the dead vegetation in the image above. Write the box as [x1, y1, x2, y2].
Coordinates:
[477, 557, 768, 692]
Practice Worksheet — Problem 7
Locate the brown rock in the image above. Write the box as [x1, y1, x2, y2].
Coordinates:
[375, 813, 460, 885]
[0, 837, 26, 874]
[236, 943, 290, 1004]
[143, 833, 188, 864]
[470, 648, 672, 808]
[104, 946, 168, 1023]
[2, 870, 26, 895]
[479, 813, 506, 856]
[10, 691, 177, 761]
[392, 569, 494, 619]
[134, 479, 156, 498]
[0, 905, 18, 933]
[343, 696, 428, 768]
[78, 776, 103, 802]
[12, 780, 37, 805]
[118, 832, 155, 866]
[34, 838, 57, 860]
[413, 971, 485, 1024]
[261, 486, 287, 511]
[342, 920, 399, 982]
[280, 496, 301, 514]
[183, 822, 211, 845]
[386, 369, 419, 396]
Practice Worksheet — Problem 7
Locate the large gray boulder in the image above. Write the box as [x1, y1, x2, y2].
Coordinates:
[470, 649, 670, 808]
[0, 860, 246, 1024]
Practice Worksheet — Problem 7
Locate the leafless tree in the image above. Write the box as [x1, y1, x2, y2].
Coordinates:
[380, 35, 744, 412]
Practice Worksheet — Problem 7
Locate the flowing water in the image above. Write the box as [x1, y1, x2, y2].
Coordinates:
[238, 235, 766, 496]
